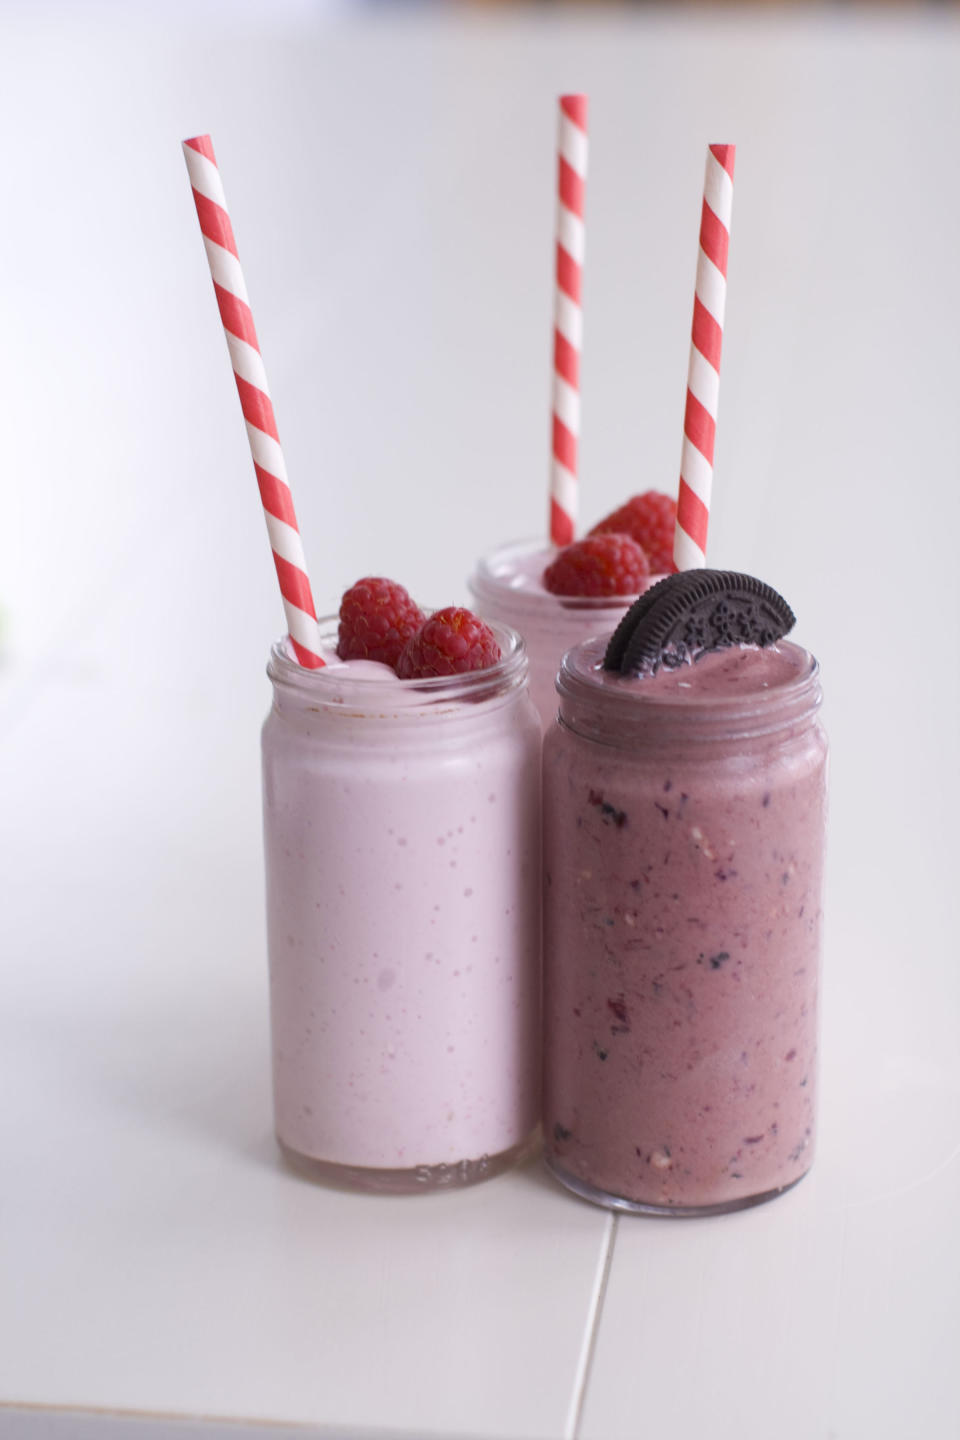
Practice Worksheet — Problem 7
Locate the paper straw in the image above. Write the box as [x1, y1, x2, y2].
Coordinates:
[549, 94, 589, 548]
[182, 135, 325, 668]
[674, 144, 736, 571]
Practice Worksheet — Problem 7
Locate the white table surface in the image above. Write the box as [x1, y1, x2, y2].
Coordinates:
[1, 5, 959, 1438]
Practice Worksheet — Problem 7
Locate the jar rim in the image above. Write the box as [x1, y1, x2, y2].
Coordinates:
[470, 537, 659, 615]
[556, 636, 822, 746]
[267, 614, 528, 712]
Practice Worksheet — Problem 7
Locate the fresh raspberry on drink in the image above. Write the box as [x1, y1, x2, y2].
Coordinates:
[543, 534, 651, 598]
[397, 607, 501, 679]
[589, 491, 679, 575]
[337, 577, 425, 669]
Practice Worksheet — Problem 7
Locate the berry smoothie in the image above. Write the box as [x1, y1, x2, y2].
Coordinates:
[542, 637, 827, 1215]
[263, 620, 541, 1192]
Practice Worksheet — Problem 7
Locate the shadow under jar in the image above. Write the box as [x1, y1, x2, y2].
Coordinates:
[542, 638, 827, 1216]
[262, 619, 541, 1193]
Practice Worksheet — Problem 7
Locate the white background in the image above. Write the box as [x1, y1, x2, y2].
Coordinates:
[1, 3, 958, 1438]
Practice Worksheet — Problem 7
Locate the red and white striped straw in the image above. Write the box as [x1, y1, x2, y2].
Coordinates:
[674, 144, 736, 572]
[549, 94, 589, 549]
[182, 134, 325, 668]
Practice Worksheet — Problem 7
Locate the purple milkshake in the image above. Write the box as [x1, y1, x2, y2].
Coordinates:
[542, 622, 827, 1215]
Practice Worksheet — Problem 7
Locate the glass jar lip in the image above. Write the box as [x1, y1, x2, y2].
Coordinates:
[267, 614, 528, 709]
[556, 636, 822, 744]
[470, 537, 663, 615]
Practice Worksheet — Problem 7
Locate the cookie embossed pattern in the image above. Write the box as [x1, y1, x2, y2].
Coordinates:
[604, 570, 796, 676]
[542, 572, 827, 1216]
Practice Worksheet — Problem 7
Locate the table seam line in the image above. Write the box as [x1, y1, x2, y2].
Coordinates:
[566, 1211, 618, 1440]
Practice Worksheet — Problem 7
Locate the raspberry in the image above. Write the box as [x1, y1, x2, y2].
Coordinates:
[543, 534, 650, 598]
[337, 577, 425, 669]
[589, 492, 679, 575]
[396, 607, 501, 679]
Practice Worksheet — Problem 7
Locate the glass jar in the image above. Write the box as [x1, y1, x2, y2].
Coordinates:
[469, 539, 662, 733]
[542, 636, 827, 1216]
[262, 619, 541, 1193]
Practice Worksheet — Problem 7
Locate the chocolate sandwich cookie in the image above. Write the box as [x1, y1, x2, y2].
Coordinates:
[603, 570, 796, 677]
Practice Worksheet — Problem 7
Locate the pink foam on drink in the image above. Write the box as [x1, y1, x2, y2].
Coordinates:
[589, 642, 810, 699]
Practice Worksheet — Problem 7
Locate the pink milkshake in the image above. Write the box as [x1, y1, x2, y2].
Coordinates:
[542, 634, 827, 1215]
[263, 619, 541, 1193]
[469, 539, 663, 731]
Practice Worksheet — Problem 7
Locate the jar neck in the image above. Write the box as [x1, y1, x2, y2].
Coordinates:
[556, 638, 822, 752]
[470, 538, 652, 620]
[266, 617, 529, 733]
